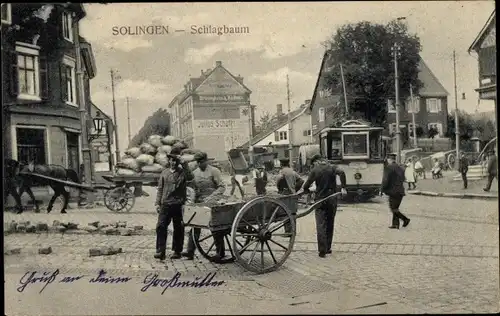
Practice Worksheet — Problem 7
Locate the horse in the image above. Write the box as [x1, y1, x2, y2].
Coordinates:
[5, 159, 82, 214]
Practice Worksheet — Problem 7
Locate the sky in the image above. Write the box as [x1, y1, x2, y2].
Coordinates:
[79, 1, 496, 149]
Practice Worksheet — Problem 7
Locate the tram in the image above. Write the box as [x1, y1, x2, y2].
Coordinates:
[319, 120, 387, 201]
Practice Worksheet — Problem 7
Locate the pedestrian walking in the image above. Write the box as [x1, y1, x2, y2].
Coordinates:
[229, 167, 245, 198]
[253, 165, 268, 196]
[483, 150, 497, 192]
[414, 157, 425, 179]
[154, 147, 193, 261]
[382, 153, 411, 229]
[458, 153, 469, 189]
[182, 152, 226, 260]
[297, 154, 347, 258]
[404, 158, 417, 190]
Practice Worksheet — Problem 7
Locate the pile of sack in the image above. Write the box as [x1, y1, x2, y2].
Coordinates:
[116, 135, 201, 175]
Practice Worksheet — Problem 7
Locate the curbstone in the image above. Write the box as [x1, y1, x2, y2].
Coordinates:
[84, 225, 99, 233]
[409, 190, 498, 200]
[26, 224, 36, 233]
[5, 248, 22, 255]
[88, 221, 100, 228]
[38, 247, 52, 255]
[36, 222, 49, 231]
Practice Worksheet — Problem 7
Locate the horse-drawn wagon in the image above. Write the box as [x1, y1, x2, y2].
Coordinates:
[183, 192, 341, 274]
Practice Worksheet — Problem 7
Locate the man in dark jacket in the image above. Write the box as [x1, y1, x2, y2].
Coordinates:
[4, 159, 23, 214]
[484, 150, 497, 192]
[253, 165, 268, 195]
[154, 147, 194, 260]
[458, 153, 469, 189]
[382, 153, 410, 229]
[298, 154, 347, 258]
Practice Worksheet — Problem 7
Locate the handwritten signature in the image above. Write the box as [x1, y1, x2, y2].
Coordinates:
[16, 269, 224, 294]
[141, 272, 225, 295]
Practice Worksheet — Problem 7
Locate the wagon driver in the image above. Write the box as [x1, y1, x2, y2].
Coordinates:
[154, 147, 194, 261]
[182, 152, 227, 260]
[297, 154, 347, 258]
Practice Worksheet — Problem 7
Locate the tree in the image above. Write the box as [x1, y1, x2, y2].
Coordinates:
[129, 109, 170, 148]
[323, 20, 422, 126]
[428, 127, 439, 139]
[255, 111, 274, 134]
[445, 110, 476, 142]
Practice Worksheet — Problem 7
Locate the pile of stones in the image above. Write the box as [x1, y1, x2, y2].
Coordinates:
[4, 220, 145, 236]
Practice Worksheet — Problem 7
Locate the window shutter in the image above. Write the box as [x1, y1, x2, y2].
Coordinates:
[39, 56, 49, 100]
[274, 131, 279, 141]
[60, 62, 68, 101]
[303, 130, 308, 136]
[9, 50, 18, 96]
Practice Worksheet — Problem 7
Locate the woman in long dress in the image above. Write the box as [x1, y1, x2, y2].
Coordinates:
[405, 158, 417, 190]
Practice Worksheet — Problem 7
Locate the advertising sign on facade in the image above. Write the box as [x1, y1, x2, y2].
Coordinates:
[199, 95, 246, 102]
[193, 106, 240, 120]
[196, 119, 241, 130]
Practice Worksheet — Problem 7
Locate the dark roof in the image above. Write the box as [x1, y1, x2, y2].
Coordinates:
[91, 102, 113, 122]
[308, 51, 329, 113]
[417, 58, 449, 97]
[240, 107, 305, 148]
[469, 10, 496, 53]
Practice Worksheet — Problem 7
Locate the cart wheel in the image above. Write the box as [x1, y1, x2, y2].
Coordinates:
[104, 187, 135, 212]
[230, 197, 295, 274]
[193, 227, 236, 264]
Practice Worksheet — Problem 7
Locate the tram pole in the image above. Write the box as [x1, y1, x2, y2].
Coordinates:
[392, 42, 402, 164]
[287, 74, 293, 167]
[453, 50, 460, 170]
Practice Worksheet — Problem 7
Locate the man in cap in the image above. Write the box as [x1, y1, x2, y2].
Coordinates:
[182, 151, 227, 260]
[484, 149, 497, 192]
[381, 153, 411, 229]
[252, 165, 268, 195]
[154, 147, 194, 261]
[458, 152, 469, 189]
[276, 158, 303, 233]
[298, 154, 347, 258]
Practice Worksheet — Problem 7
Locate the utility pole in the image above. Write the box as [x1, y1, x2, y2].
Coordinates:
[453, 50, 460, 169]
[247, 103, 254, 166]
[74, 21, 92, 204]
[110, 69, 121, 163]
[410, 84, 418, 148]
[340, 63, 349, 114]
[286, 74, 293, 167]
[392, 42, 402, 163]
[126, 97, 131, 145]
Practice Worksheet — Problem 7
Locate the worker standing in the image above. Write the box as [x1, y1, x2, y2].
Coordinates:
[154, 147, 193, 261]
[182, 152, 226, 260]
[276, 158, 304, 233]
[298, 154, 347, 258]
[253, 165, 268, 196]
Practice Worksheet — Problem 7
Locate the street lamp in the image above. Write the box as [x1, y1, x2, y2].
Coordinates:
[89, 111, 105, 142]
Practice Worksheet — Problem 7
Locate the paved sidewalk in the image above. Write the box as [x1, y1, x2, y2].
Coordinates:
[411, 171, 498, 198]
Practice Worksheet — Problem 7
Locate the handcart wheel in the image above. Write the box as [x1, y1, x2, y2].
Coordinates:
[104, 187, 135, 212]
[193, 227, 236, 264]
[230, 197, 295, 274]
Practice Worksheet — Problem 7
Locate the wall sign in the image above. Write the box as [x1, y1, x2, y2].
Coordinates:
[199, 95, 246, 102]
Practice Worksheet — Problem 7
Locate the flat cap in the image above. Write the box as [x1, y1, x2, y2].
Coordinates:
[167, 147, 182, 158]
[194, 151, 208, 162]
[386, 153, 397, 159]
[310, 154, 322, 164]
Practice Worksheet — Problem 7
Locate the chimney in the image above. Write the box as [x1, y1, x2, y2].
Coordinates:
[216, 61, 222, 67]
[276, 104, 283, 116]
[236, 75, 244, 84]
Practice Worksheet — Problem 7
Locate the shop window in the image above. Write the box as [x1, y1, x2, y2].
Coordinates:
[16, 127, 46, 165]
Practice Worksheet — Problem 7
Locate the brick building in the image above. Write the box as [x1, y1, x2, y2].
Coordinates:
[167, 61, 254, 160]
[1, 4, 110, 176]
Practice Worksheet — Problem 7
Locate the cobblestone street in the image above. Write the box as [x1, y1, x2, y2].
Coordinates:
[4, 193, 499, 314]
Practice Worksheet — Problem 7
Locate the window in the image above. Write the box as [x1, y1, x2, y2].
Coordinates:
[388, 123, 397, 135]
[318, 107, 325, 122]
[16, 127, 47, 165]
[428, 123, 443, 138]
[406, 97, 420, 113]
[62, 56, 77, 106]
[62, 11, 73, 42]
[387, 99, 396, 113]
[342, 132, 369, 159]
[426, 98, 441, 113]
[303, 129, 312, 136]
[279, 131, 287, 141]
[16, 44, 40, 100]
[66, 132, 80, 172]
[1, 3, 11, 25]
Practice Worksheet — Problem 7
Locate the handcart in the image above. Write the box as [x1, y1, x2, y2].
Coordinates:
[183, 192, 342, 274]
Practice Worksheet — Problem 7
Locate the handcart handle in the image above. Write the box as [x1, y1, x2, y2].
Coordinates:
[295, 192, 342, 219]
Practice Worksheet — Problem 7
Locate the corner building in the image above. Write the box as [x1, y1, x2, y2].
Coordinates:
[168, 61, 252, 161]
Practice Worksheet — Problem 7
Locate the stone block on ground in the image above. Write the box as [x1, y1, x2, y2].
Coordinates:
[84, 225, 99, 233]
[52, 220, 61, 227]
[65, 222, 79, 230]
[56, 225, 67, 233]
[98, 223, 110, 229]
[26, 224, 36, 233]
[90, 246, 123, 256]
[117, 221, 127, 228]
[104, 227, 119, 235]
[72, 229, 90, 235]
[89, 248, 101, 257]
[5, 248, 22, 255]
[119, 228, 133, 236]
[36, 222, 49, 231]
[38, 247, 52, 255]
[16, 224, 27, 232]
[88, 221, 100, 228]
[133, 225, 144, 231]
